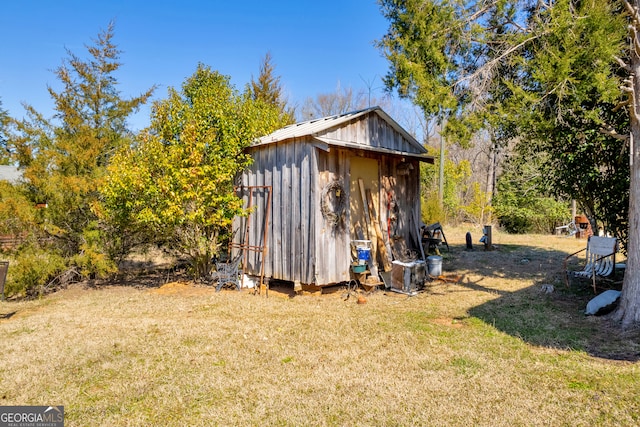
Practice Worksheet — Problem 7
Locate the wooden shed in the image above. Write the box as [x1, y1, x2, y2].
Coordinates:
[232, 106, 434, 288]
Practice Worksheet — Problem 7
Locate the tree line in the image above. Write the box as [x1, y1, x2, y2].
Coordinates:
[0, 23, 292, 296]
[1, 2, 639, 328]
[378, 0, 639, 327]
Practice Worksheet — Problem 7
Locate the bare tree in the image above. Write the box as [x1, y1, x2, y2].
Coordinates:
[299, 82, 367, 120]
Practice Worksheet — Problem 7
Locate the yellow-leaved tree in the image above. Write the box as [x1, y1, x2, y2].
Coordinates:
[100, 64, 289, 278]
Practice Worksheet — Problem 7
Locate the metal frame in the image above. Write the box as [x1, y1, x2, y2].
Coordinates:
[564, 236, 617, 292]
[0, 261, 8, 301]
[229, 185, 272, 295]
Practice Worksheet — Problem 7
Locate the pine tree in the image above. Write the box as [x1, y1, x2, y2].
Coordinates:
[378, 0, 640, 327]
[9, 22, 154, 275]
[0, 99, 9, 164]
[250, 52, 295, 124]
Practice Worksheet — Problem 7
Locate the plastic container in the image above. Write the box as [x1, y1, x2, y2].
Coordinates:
[352, 264, 367, 273]
[356, 246, 371, 265]
[427, 255, 442, 276]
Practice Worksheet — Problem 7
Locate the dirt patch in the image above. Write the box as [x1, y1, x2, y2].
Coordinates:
[433, 274, 464, 283]
[431, 317, 465, 328]
[585, 316, 640, 361]
[150, 281, 216, 297]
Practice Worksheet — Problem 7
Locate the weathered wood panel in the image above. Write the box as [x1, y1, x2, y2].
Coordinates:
[314, 148, 351, 285]
[239, 139, 319, 284]
[291, 140, 302, 282]
[320, 110, 417, 154]
[301, 144, 313, 282]
[396, 160, 422, 251]
[270, 143, 282, 279]
[264, 143, 275, 277]
[234, 148, 272, 277]
[282, 141, 293, 279]
[237, 110, 425, 287]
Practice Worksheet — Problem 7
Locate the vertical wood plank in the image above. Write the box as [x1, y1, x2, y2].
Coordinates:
[263, 144, 274, 278]
[272, 143, 283, 279]
[291, 140, 302, 282]
[283, 140, 293, 280]
[315, 149, 327, 284]
[300, 144, 311, 283]
[248, 150, 260, 271]
[308, 147, 318, 284]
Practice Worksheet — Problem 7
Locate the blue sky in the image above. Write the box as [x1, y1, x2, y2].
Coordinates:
[0, 0, 395, 131]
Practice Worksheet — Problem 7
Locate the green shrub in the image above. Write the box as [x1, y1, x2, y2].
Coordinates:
[493, 194, 569, 234]
[459, 182, 493, 226]
[421, 191, 446, 225]
[72, 224, 117, 279]
[5, 245, 66, 298]
[420, 149, 472, 225]
[493, 152, 571, 234]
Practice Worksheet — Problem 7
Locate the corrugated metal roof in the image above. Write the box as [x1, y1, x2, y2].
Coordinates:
[255, 106, 427, 155]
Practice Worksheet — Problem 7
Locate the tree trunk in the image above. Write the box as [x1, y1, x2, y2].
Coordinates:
[614, 130, 640, 327]
[613, 5, 640, 327]
[485, 142, 498, 202]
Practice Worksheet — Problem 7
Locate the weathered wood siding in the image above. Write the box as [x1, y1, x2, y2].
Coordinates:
[380, 156, 422, 252]
[315, 148, 352, 285]
[237, 138, 317, 285]
[319, 110, 419, 153]
[236, 110, 425, 286]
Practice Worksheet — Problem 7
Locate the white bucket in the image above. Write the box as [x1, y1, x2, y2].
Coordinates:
[427, 255, 442, 276]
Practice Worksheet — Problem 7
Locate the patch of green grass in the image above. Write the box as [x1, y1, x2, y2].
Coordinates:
[469, 292, 598, 351]
[497, 244, 522, 253]
[568, 380, 593, 390]
[450, 356, 483, 376]
[180, 336, 199, 347]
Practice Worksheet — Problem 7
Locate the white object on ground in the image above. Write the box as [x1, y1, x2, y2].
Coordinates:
[585, 290, 621, 316]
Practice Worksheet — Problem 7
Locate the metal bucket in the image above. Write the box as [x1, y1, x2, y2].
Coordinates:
[427, 255, 442, 276]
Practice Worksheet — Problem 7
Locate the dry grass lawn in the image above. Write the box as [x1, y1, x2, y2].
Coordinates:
[1, 227, 639, 426]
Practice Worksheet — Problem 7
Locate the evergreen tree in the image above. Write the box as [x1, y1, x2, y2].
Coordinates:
[378, 0, 640, 326]
[250, 52, 295, 124]
[8, 22, 154, 279]
[0, 98, 9, 164]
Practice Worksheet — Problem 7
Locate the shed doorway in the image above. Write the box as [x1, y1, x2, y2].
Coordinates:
[349, 156, 380, 253]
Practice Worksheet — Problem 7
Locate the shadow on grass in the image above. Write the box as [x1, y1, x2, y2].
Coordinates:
[438, 243, 640, 362]
[0, 311, 16, 319]
[90, 265, 192, 289]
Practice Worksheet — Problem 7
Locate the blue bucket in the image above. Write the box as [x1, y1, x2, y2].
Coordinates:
[357, 247, 371, 265]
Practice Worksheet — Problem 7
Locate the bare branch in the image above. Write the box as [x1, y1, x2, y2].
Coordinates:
[455, 34, 543, 89]
[615, 55, 632, 73]
[505, 13, 527, 33]
[599, 125, 631, 141]
[613, 99, 631, 112]
[623, 0, 640, 24]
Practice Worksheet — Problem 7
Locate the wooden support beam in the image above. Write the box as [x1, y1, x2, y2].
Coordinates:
[366, 189, 393, 272]
[358, 178, 372, 239]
